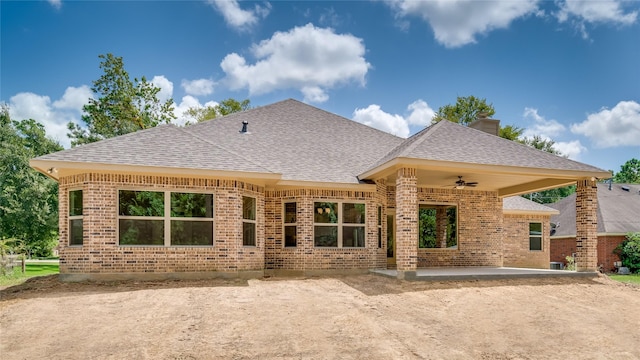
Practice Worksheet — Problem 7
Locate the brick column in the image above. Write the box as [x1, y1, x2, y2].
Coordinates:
[436, 207, 447, 248]
[576, 178, 598, 272]
[395, 167, 418, 279]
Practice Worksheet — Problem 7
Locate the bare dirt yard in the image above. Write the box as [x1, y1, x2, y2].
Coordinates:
[1, 274, 639, 360]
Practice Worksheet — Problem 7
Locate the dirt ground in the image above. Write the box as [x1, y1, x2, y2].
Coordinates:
[1, 274, 638, 360]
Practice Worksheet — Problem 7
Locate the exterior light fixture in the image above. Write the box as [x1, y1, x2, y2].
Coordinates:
[317, 208, 323, 214]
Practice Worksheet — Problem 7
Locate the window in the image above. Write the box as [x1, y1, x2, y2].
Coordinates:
[118, 190, 214, 246]
[529, 222, 542, 251]
[243, 196, 256, 246]
[283, 202, 297, 247]
[69, 190, 83, 246]
[418, 204, 457, 249]
[377, 206, 382, 249]
[170, 193, 214, 246]
[314, 202, 365, 248]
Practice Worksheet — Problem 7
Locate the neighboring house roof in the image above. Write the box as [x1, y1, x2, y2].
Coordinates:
[548, 183, 640, 237]
[367, 120, 605, 174]
[31, 99, 609, 190]
[503, 196, 559, 215]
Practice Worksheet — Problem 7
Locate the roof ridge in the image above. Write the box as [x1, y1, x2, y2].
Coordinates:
[177, 125, 275, 174]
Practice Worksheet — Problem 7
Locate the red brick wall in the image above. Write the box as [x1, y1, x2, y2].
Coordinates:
[59, 173, 264, 275]
[551, 235, 626, 272]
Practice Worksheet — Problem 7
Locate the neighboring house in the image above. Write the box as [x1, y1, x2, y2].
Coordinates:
[548, 183, 640, 272]
[30, 99, 609, 280]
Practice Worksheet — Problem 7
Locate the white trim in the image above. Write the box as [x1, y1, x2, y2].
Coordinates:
[68, 188, 84, 247]
[529, 222, 543, 251]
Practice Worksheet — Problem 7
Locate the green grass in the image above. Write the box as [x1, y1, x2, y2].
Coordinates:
[0, 263, 59, 287]
[608, 273, 640, 285]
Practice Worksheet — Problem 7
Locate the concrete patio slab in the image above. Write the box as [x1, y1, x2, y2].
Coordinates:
[370, 267, 598, 281]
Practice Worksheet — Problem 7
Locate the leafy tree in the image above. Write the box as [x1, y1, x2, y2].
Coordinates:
[614, 232, 640, 273]
[613, 158, 640, 183]
[521, 135, 561, 155]
[1, 104, 63, 257]
[185, 98, 251, 124]
[498, 124, 524, 141]
[68, 53, 175, 146]
[433, 95, 495, 126]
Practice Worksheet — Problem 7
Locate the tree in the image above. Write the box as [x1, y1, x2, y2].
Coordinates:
[521, 135, 561, 155]
[498, 124, 524, 141]
[68, 53, 175, 146]
[433, 95, 495, 126]
[185, 98, 251, 124]
[613, 158, 640, 183]
[1, 104, 63, 257]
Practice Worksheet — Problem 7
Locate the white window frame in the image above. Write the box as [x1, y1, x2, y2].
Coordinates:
[283, 201, 297, 248]
[313, 200, 366, 248]
[529, 222, 543, 251]
[68, 189, 83, 247]
[242, 196, 257, 247]
[117, 188, 215, 247]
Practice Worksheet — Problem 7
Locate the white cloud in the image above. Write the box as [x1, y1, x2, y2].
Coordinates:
[353, 105, 410, 138]
[556, 0, 637, 25]
[352, 100, 436, 137]
[522, 107, 566, 138]
[172, 96, 219, 126]
[181, 78, 215, 96]
[9, 91, 89, 148]
[406, 100, 436, 126]
[48, 0, 61, 10]
[220, 24, 370, 103]
[554, 140, 587, 160]
[301, 86, 329, 103]
[207, 0, 270, 31]
[52, 85, 92, 111]
[150, 75, 174, 103]
[389, 0, 540, 48]
[571, 101, 640, 148]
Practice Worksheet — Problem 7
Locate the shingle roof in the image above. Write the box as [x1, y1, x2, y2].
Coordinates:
[503, 196, 558, 214]
[182, 99, 404, 183]
[548, 183, 640, 236]
[369, 120, 607, 173]
[35, 124, 274, 173]
[34, 99, 609, 184]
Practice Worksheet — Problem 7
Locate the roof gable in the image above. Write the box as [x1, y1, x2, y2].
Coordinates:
[503, 196, 558, 214]
[367, 120, 606, 174]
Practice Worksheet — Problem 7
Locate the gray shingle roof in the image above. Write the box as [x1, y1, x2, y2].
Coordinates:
[548, 183, 640, 236]
[503, 196, 558, 214]
[35, 124, 274, 173]
[34, 99, 609, 184]
[183, 99, 404, 183]
[369, 120, 607, 173]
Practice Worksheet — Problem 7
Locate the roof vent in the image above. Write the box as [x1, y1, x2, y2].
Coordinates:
[240, 121, 249, 134]
[621, 185, 630, 192]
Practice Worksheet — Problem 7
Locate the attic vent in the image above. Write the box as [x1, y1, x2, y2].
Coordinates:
[240, 121, 249, 134]
[621, 186, 630, 192]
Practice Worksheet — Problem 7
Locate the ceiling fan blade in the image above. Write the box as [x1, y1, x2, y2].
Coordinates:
[466, 182, 478, 186]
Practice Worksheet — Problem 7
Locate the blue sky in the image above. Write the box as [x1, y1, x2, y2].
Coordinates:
[2, 0, 639, 174]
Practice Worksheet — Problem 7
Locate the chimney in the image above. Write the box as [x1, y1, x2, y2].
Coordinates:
[469, 112, 500, 136]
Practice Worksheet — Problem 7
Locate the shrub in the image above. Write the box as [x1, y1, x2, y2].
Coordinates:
[614, 232, 640, 273]
[564, 255, 575, 271]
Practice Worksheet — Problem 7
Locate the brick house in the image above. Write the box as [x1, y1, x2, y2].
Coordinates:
[548, 183, 640, 272]
[30, 99, 609, 280]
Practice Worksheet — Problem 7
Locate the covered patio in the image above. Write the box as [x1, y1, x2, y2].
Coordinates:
[370, 267, 598, 281]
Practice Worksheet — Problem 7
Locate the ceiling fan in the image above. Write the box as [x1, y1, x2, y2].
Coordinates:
[453, 176, 478, 189]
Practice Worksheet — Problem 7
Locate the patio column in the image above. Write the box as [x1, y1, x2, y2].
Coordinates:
[436, 207, 447, 248]
[575, 178, 598, 272]
[396, 167, 418, 279]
